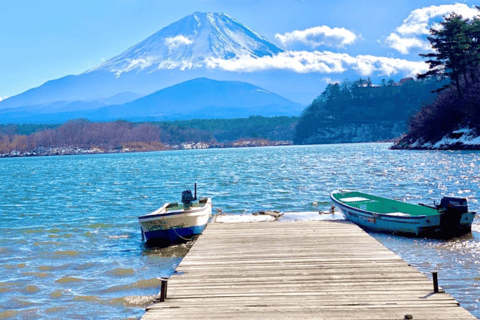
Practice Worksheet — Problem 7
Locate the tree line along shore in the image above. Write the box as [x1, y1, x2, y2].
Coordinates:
[0, 117, 296, 157]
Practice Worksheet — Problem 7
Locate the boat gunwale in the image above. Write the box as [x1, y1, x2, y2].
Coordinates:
[138, 198, 212, 220]
[330, 190, 430, 220]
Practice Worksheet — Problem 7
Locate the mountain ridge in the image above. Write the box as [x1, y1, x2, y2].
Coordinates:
[0, 78, 304, 124]
[88, 77, 303, 121]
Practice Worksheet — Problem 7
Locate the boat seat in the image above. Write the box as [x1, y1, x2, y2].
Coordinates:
[384, 212, 411, 217]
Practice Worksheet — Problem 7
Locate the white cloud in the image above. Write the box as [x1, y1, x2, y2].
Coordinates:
[386, 4, 480, 54]
[275, 26, 358, 49]
[206, 51, 350, 73]
[0, 96, 8, 102]
[164, 35, 193, 50]
[385, 33, 431, 55]
[205, 51, 428, 77]
[397, 3, 479, 36]
[108, 50, 427, 79]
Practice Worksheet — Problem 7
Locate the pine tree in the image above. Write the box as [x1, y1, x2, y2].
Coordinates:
[418, 13, 480, 97]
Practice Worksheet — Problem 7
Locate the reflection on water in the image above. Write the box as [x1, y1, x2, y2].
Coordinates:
[0, 143, 479, 318]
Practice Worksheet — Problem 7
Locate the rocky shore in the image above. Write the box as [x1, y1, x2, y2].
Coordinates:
[392, 128, 480, 150]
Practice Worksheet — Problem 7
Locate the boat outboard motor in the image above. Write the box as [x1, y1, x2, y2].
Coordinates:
[181, 184, 197, 209]
[439, 197, 468, 233]
[440, 197, 468, 214]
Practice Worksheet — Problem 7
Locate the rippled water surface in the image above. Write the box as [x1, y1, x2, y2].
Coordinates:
[1, 143, 479, 319]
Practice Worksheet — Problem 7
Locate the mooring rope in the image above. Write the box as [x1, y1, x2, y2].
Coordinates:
[172, 227, 193, 241]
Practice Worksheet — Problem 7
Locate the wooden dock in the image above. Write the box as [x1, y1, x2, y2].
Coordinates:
[142, 220, 477, 320]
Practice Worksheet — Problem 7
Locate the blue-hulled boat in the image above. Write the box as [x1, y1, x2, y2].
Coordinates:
[138, 184, 212, 245]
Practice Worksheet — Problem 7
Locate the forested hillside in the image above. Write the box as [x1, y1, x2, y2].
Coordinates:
[162, 116, 297, 142]
[294, 78, 446, 144]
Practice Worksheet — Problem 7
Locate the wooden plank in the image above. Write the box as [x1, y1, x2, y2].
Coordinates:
[141, 220, 477, 320]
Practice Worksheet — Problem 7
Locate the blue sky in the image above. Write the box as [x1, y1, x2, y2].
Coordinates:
[1, 0, 479, 101]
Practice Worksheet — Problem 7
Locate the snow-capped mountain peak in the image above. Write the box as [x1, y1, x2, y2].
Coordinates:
[95, 12, 283, 76]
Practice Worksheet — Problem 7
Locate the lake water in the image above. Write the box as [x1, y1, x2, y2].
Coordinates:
[0, 143, 479, 319]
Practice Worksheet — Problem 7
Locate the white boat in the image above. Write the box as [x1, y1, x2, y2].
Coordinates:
[138, 185, 212, 244]
[330, 190, 476, 237]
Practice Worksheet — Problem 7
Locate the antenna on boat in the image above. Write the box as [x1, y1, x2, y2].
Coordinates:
[194, 183, 197, 201]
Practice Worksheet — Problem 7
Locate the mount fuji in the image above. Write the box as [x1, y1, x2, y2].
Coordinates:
[0, 12, 306, 123]
[96, 12, 283, 76]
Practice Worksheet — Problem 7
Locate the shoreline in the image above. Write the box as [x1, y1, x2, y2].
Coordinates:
[5, 138, 480, 158]
[0, 140, 293, 159]
[391, 144, 480, 151]
[391, 128, 480, 151]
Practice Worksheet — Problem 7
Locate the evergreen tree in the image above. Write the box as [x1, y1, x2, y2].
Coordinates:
[418, 13, 480, 97]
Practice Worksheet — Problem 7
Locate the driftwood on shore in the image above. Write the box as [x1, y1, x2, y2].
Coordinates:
[252, 210, 284, 220]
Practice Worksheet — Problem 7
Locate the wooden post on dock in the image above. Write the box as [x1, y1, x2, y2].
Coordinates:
[159, 278, 168, 302]
[433, 271, 439, 293]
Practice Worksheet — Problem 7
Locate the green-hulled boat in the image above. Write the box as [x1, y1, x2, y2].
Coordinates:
[330, 190, 476, 237]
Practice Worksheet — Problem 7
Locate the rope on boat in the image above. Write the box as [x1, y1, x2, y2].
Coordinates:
[172, 202, 213, 242]
[172, 227, 193, 242]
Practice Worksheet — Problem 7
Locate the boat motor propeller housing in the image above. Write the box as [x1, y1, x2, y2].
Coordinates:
[181, 183, 197, 209]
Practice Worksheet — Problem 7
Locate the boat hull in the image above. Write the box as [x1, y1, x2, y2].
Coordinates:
[138, 199, 212, 244]
[141, 224, 208, 243]
[331, 191, 475, 237]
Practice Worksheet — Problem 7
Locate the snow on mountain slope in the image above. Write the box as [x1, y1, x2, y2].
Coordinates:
[95, 12, 283, 77]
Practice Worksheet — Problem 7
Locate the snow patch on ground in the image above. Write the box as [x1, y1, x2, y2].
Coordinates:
[405, 127, 480, 149]
[433, 128, 480, 148]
